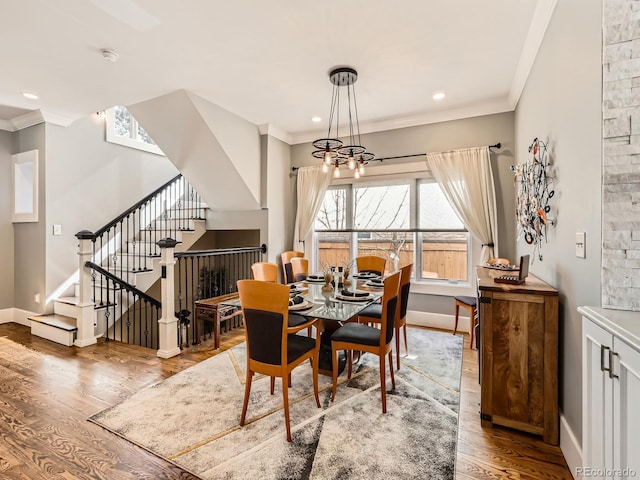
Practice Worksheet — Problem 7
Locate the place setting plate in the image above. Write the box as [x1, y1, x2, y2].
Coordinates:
[353, 272, 379, 279]
[364, 280, 384, 288]
[334, 291, 374, 302]
[289, 299, 314, 311]
[305, 275, 326, 283]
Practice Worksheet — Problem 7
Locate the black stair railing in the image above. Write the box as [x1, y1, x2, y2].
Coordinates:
[85, 174, 205, 308]
[174, 244, 266, 348]
[86, 261, 162, 349]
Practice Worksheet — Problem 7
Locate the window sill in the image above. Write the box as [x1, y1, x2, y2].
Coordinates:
[409, 279, 476, 297]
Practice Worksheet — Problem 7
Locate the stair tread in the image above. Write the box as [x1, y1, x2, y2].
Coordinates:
[29, 314, 77, 331]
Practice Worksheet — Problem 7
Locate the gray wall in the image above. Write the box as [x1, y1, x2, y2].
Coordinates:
[514, 0, 602, 444]
[0, 130, 14, 309]
[38, 116, 179, 309]
[13, 124, 47, 313]
[291, 112, 516, 314]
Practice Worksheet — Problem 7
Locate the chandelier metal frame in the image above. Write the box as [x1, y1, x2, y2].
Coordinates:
[312, 67, 374, 178]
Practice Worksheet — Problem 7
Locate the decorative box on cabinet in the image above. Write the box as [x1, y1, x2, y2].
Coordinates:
[476, 266, 559, 445]
[580, 306, 640, 478]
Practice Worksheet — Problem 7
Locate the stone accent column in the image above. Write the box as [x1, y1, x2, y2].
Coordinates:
[602, 0, 640, 309]
[157, 238, 181, 358]
[74, 231, 97, 347]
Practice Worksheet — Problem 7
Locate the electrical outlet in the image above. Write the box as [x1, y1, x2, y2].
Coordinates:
[576, 232, 586, 258]
[34, 293, 40, 304]
[53, 224, 62, 236]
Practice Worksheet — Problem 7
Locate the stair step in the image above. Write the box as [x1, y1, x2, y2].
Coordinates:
[29, 314, 77, 346]
[56, 296, 79, 306]
[54, 297, 79, 317]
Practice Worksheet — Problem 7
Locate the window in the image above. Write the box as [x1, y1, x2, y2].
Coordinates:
[105, 106, 164, 155]
[313, 178, 470, 283]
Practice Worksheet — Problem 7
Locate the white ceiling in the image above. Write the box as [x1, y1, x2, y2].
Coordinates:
[0, 0, 556, 144]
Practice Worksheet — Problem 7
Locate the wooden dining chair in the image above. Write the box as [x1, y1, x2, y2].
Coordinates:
[237, 280, 321, 442]
[357, 264, 413, 370]
[251, 261, 278, 282]
[331, 271, 401, 413]
[290, 257, 309, 282]
[454, 295, 477, 348]
[356, 255, 386, 276]
[281, 251, 304, 284]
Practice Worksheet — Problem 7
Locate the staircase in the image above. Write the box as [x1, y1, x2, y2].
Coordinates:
[29, 175, 208, 347]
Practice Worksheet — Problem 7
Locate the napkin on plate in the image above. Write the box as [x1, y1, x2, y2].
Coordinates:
[340, 289, 369, 298]
[369, 278, 383, 284]
[307, 275, 324, 281]
[289, 295, 304, 306]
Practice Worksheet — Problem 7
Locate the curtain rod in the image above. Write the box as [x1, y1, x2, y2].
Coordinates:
[291, 142, 501, 171]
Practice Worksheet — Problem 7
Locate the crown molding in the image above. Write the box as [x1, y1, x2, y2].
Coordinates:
[0, 109, 76, 132]
[289, 97, 513, 145]
[40, 110, 75, 127]
[508, 0, 558, 109]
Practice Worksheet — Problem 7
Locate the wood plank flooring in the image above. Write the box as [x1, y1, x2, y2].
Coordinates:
[0, 323, 573, 479]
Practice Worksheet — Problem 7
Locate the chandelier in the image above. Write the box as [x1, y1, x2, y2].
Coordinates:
[312, 67, 374, 178]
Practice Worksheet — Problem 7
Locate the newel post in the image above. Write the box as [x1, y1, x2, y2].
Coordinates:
[157, 238, 181, 358]
[75, 230, 97, 347]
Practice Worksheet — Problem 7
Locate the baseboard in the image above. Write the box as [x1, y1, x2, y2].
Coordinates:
[406, 310, 469, 333]
[560, 412, 581, 479]
[0, 308, 34, 327]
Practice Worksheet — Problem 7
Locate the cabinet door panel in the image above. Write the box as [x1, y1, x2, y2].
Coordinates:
[491, 296, 544, 424]
[612, 339, 640, 477]
[582, 317, 613, 473]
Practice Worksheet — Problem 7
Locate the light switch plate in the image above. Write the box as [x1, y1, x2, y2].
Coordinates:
[576, 232, 586, 258]
[53, 224, 62, 236]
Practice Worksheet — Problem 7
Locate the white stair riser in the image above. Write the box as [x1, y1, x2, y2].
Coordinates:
[31, 322, 76, 346]
[54, 301, 79, 318]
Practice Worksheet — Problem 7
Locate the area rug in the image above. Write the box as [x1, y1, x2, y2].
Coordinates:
[89, 328, 463, 479]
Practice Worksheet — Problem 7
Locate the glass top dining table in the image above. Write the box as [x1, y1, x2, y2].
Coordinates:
[221, 277, 383, 324]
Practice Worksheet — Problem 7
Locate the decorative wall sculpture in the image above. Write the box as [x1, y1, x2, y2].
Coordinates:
[511, 138, 555, 261]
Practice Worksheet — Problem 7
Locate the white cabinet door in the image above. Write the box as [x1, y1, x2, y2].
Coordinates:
[612, 338, 640, 479]
[582, 317, 614, 474]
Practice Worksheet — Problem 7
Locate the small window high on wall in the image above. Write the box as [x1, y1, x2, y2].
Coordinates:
[12, 149, 38, 223]
[313, 178, 470, 283]
[105, 106, 164, 155]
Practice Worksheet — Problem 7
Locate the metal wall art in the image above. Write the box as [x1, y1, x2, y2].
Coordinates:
[511, 138, 555, 261]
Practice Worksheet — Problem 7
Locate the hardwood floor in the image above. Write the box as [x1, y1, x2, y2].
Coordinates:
[0, 323, 573, 479]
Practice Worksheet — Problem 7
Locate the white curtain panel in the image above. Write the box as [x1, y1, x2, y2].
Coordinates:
[293, 166, 332, 254]
[426, 146, 498, 263]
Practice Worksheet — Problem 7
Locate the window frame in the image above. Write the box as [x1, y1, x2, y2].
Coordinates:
[313, 175, 476, 292]
[105, 107, 165, 156]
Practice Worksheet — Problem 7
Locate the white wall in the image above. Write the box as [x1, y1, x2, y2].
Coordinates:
[514, 0, 602, 447]
[0, 130, 15, 309]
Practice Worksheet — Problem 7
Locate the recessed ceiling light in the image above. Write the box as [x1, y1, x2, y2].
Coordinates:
[312, 116, 322, 123]
[433, 92, 446, 100]
[22, 92, 39, 100]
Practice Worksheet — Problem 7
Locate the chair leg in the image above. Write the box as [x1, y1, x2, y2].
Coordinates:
[403, 325, 408, 357]
[347, 350, 353, 379]
[270, 376, 275, 395]
[331, 345, 339, 402]
[240, 370, 253, 426]
[282, 376, 291, 442]
[469, 308, 477, 349]
[312, 354, 320, 408]
[395, 326, 401, 371]
[288, 373, 292, 388]
[453, 302, 460, 335]
[389, 351, 395, 391]
[379, 354, 387, 414]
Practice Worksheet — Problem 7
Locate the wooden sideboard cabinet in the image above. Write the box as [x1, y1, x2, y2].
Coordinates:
[476, 266, 559, 445]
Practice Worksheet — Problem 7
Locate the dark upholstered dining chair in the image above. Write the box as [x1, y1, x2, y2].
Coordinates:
[330, 271, 401, 413]
[251, 261, 278, 282]
[237, 280, 320, 442]
[358, 264, 413, 370]
[290, 257, 309, 282]
[355, 255, 386, 276]
[281, 251, 304, 284]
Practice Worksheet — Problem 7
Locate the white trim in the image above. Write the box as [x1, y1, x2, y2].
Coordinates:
[40, 110, 75, 127]
[406, 309, 469, 335]
[508, 0, 558, 108]
[10, 110, 44, 131]
[0, 308, 35, 327]
[560, 412, 581, 480]
[11, 149, 39, 223]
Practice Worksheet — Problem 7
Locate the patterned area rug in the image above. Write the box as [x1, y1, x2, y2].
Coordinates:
[89, 328, 463, 479]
